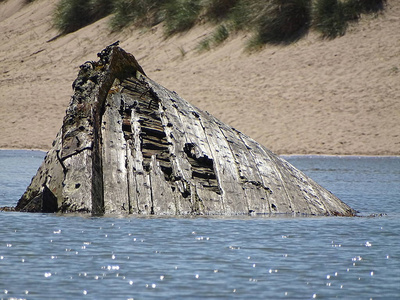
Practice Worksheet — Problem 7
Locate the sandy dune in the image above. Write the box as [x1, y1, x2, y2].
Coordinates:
[1, 0, 399, 155]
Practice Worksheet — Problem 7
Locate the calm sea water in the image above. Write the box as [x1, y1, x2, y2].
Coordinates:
[0, 150, 399, 299]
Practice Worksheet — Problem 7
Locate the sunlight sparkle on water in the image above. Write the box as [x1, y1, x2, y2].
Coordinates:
[1, 152, 399, 299]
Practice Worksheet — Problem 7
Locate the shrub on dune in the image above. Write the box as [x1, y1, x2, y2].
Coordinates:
[312, 0, 348, 39]
[250, 0, 312, 46]
[163, 0, 202, 36]
[111, 0, 168, 30]
[54, 0, 113, 34]
[347, 0, 387, 13]
[312, 0, 387, 39]
[202, 0, 239, 22]
[91, 0, 114, 21]
[54, 0, 92, 34]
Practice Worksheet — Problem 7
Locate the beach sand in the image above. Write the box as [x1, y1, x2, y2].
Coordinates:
[1, 0, 399, 155]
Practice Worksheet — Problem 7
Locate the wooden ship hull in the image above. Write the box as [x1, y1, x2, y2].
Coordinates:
[15, 44, 356, 216]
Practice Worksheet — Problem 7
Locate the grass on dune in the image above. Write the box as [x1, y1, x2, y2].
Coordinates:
[52, 0, 387, 49]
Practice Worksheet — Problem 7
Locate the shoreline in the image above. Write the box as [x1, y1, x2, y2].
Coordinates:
[1, 148, 399, 158]
[280, 154, 400, 158]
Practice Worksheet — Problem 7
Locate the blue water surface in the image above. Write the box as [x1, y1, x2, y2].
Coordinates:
[0, 150, 399, 299]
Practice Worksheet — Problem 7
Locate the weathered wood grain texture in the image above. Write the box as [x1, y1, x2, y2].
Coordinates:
[15, 43, 356, 216]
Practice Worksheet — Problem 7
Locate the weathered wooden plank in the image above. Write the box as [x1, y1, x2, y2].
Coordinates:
[149, 156, 178, 215]
[219, 125, 271, 214]
[129, 93, 153, 215]
[263, 150, 312, 214]
[148, 79, 208, 213]
[126, 145, 139, 214]
[240, 134, 295, 214]
[155, 90, 193, 182]
[198, 112, 248, 214]
[166, 95, 224, 214]
[61, 149, 93, 212]
[101, 91, 129, 214]
[272, 157, 326, 214]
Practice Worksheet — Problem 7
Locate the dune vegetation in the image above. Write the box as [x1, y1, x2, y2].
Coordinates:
[8, 0, 387, 48]
[48, 0, 387, 50]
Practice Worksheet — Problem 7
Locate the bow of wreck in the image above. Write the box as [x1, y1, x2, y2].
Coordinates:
[14, 44, 356, 216]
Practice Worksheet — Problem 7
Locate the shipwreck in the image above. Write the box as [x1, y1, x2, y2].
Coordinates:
[15, 43, 355, 216]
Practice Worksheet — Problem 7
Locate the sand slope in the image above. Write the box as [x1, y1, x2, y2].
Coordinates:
[1, 0, 399, 155]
